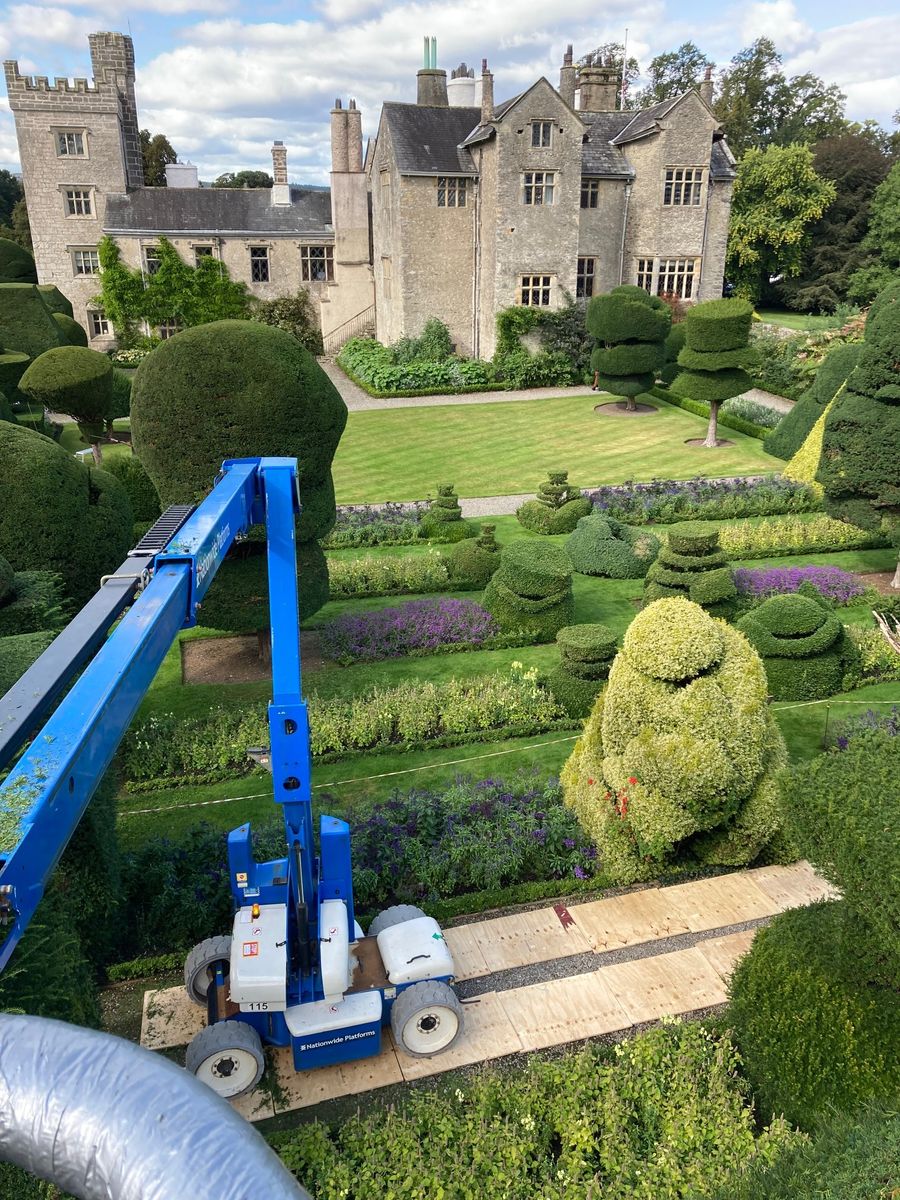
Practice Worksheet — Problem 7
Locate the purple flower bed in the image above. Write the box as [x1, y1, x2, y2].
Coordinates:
[586, 475, 819, 525]
[734, 564, 867, 605]
[321, 598, 499, 662]
[829, 706, 900, 750]
[323, 501, 428, 548]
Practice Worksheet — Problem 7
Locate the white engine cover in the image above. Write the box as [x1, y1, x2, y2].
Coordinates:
[230, 903, 288, 1011]
[319, 898, 351, 1002]
[284, 990, 382, 1037]
[376, 916, 455, 986]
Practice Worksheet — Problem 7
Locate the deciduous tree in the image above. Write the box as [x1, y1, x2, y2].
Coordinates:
[847, 162, 900, 303]
[634, 42, 713, 107]
[140, 130, 177, 187]
[212, 170, 273, 189]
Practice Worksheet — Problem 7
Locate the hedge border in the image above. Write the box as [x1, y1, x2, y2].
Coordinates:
[651, 385, 771, 440]
[336, 359, 507, 399]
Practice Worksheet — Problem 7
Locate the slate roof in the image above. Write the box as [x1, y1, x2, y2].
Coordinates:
[579, 111, 634, 177]
[102, 186, 334, 236]
[612, 96, 682, 144]
[382, 102, 481, 174]
[710, 140, 736, 180]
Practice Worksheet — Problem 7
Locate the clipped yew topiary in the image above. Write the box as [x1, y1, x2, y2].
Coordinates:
[546, 623, 617, 717]
[643, 521, 737, 615]
[51, 311, 88, 347]
[36, 285, 74, 318]
[19, 346, 113, 464]
[587, 289, 671, 411]
[562, 597, 787, 882]
[517, 470, 592, 534]
[0, 422, 132, 606]
[421, 483, 476, 542]
[0, 237, 37, 284]
[101, 454, 162, 526]
[482, 539, 574, 640]
[0, 284, 67, 362]
[736, 592, 858, 699]
[764, 341, 863, 461]
[672, 298, 753, 446]
[566, 513, 660, 578]
[658, 321, 687, 386]
[0, 337, 29, 399]
[448, 523, 501, 588]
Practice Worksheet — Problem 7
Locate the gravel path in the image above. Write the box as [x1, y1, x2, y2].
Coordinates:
[736, 386, 794, 415]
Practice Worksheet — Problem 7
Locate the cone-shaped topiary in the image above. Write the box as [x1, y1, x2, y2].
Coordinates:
[51, 312, 88, 347]
[818, 294, 900, 586]
[672, 298, 753, 447]
[448, 523, 501, 588]
[587, 289, 671, 411]
[421, 483, 477, 542]
[0, 284, 67, 363]
[736, 592, 858, 699]
[566, 514, 660, 578]
[643, 521, 736, 615]
[546, 623, 617, 717]
[764, 341, 862, 460]
[517, 470, 592, 534]
[0, 238, 37, 284]
[0, 422, 132, 606]
[482, 539, 574, 640]
[20, 346, 113, 463]
[561, 597, 788, 882]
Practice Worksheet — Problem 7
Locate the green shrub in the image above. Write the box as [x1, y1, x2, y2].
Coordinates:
[339, 336, 495, 396]
[682, 298, 754, 351]
[251, 289, 323, 355]
[0, 571, 66, 637]
[765, 342, 863, 459]
[847, 625, 900, 684]
[644, 523, 736, 614]
[720, 394, 781, 428]
[420, 483, 476, 541]
[517, 470, 592, 534]
[0, 284, 66, 361]
[562, 597, 787, 882]
[51, 311, 88, 346]
[0, 346, 30, 397]
[109, 367, 132, 421]
[717, 512, 884, 557]
[737, 593, 856, 699]
[35, 285, 73, 318]
[717, 1105, 900, 1200]
[547, 622, 617, 716]
[448, 524, 501, 588]
[0, 423, 132, 606]
[671, 300, 753, 442]
[327, 548, 450, 598]
[100, 454, 161, 524]
[483, 539, 574, 640]
[19, 346, 113, 445]
[566, 514, 660, 578]
[0, 237, 37, 283]
[0, 552, 13, 604]
[728, 901, 900, 1130]
[0, 629, 55, 693]
[587, 293, 671, 344]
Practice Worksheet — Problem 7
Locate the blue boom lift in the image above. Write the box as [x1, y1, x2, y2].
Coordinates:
[0, 457, 463, 1099]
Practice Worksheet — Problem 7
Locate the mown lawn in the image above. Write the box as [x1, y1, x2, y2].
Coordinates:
[756, 308, 847, 332]
[331, 394, 780, 502]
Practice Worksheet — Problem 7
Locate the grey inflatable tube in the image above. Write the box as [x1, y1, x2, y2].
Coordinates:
[0, 1014, 312, 1200]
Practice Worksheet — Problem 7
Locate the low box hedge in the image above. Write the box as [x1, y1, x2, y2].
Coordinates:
[651, 386, 770, 439]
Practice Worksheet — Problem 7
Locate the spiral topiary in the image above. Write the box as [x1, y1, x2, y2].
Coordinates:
[421, 483, 476, 542]
[517, 470, 592, 534]
[561, 597, 787, 882]
[643, 521, 736, 615]
[546, 623, 617, 717]
[448, 523, 501, 588]
[566, 514, 660, 578]
[587, 289, 671, 411]
[482, 539, 574, 640]
[736, 592, 858, 699]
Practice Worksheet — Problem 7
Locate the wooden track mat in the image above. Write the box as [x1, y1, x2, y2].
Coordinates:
[140, 861, 834, 1119]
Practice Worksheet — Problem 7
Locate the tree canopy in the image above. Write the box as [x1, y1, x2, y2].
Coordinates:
[140, 130, 177, 187]
[634, 42, 713, 107]
[847, 162, 900, 303]
[726, 144, 836, 302]
[212, 170, 273, 189]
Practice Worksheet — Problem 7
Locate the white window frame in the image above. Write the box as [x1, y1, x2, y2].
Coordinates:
[250, 245, 270, 283]
[519, 274, 552, 307]
[523, 171, 554, 206]
[636, 258, 654, 293]
[143, 245, 162, 276]
[437, 176, 467, 208]
[64, 188, 92, 217]
[87, 310, 109, 338]
[300, 244, 334, 282]
[56, 130, 85, 157]
[663, 167, 703, 207]
[530, 120, 552, 148]
[71, 248, 100, 276]
[656, 257, 698, 299]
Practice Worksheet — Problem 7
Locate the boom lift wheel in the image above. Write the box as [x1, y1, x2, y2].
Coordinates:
[367, 904, 427, 938]
[186, 1020, 265, 1098]
[184, 935, 232, 1005]
[390, 980, 464, 1058]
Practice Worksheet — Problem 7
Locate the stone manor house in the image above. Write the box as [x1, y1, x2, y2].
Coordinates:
[4, 33, 735, 358]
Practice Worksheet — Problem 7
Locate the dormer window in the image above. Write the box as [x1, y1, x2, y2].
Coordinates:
[531, 121, 552, 148]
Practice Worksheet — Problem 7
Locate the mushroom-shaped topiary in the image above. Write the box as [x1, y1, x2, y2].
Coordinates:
[517, 470, 592, 534]
[0, 422, 132, 606]
[19, 346, 113, 464]
[671, 298, 753, 447]
[0, 238, 38, 284]
[421, 483, 476, 542]
[566, 514, 660, 578]
[131, 320, 348, 625]
[643, 521, 737, 615]
[561, 597, 787, 882]
[0, 284, 67, 363]
[448, 523, 501, 588]
[482, 539, 574, 640]
[587, 289, 671, 412]
[51, 312, 88, 347]
[736, 592, 858, 699]
[546, 623, 617, 717]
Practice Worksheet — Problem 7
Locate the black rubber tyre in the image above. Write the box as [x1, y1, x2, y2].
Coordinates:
[184, 934, 232, 1006]
[367, 905, 427, 938]
[185, 1020, 265, 1099]
[391, 981, 464, 1058]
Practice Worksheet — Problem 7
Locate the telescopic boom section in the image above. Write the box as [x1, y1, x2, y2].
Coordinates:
[0, 458, 302, 972]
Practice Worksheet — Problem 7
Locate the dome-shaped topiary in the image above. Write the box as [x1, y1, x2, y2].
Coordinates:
[643, 522, 736, 615]
[517, 470, 592, 534]
[0, 422, 132, 605]
[566, 514, 660, 578]
[0, 284, 67, 361]
[482, 538, 574, 639]
[448, 524, 501, 588]
[562, 597, 787, 881]
[736, 592, 857, 699]
[19, 347, 113, 448]
[0, 238, 37, 284]
[546, 622, 618, 717]
[51, 312, 88, 347]
[0, 345, 29, 398]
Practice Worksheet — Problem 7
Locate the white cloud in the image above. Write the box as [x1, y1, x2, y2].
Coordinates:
[4, 5, 99, 48]
[42, 0, 234, 10]
[739, 0, 811, 55]
[785, 15, 900, 125]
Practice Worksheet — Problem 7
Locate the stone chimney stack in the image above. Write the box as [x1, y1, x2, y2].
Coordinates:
[417, 34, 449, 105]
[559, 44, 576, 109]
[699, 66, 714, 106]
[331, 98, 349, 172]
[481, 59, 494, 124]
[271, 140, 290, 205]
[347, 100, 363, 171]
[577, 57, 620, 112]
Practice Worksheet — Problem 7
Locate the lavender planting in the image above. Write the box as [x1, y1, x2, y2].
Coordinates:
[829, 706, 900, 750]
[321, 501, 428, 548]
[586, 475, 820, 526]
[734, 564, 869, 605]
[320, 597, 499, 662]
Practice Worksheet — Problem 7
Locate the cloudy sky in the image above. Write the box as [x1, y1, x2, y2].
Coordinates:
[1, 0, 898, 182]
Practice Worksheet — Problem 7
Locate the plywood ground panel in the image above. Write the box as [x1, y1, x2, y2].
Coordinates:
[231, 1079, 276, 1123]
[265, 1039, 405, 1116]
[695, 929, 757, 982]
[463, 907, 592, 975]
[497, 970, 631, 1052]
[600, 945, 729, 1025]
[571, 887, 692, 953]
[660, 872, 781, 933]
[442, 923, 493, 981]
[749, 860, 840, 909]
[141, 985, 205, 1050]
[394, 990, 523, 1081]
